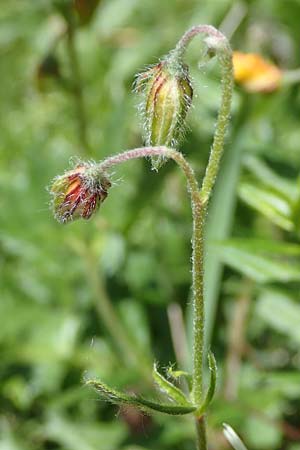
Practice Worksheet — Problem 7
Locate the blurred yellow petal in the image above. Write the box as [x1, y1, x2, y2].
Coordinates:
[233, 51, 282, 93]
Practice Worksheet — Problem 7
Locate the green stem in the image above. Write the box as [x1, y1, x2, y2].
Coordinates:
[195, 416, 207, 450]
[98, 24, 233, 450]
[85, 146, 203, 381]
[100, 147, 198, 194]
[99, 147, 205, 404]
[100, 147, 200, 209]
[200, 44, 234, 204]
[174, 26, 234, 450]
[66, 19, 90, 154]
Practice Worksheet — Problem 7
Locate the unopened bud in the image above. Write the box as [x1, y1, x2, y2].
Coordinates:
[50, 163, 111, 223]
[135, 56, 193, 169]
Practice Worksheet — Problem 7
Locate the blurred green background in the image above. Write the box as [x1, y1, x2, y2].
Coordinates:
[1, 1, 300, 449]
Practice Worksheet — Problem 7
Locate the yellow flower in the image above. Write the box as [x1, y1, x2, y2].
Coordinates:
[233, 51, 282, 93]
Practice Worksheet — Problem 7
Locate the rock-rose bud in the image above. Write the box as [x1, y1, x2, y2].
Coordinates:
[135, 56, 193, 168]
[50, 163, 111, 223]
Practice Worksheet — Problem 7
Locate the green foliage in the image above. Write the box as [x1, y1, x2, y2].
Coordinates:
[256, 290, 300, 345]
[216, 239, 300, 282]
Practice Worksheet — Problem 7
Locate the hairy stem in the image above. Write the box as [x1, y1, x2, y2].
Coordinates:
[99, 27, 234, 443]
[173, 25, 233, 450]
[100, 147, 199, 200]
[174, 25, 227, 57]
[195, 416, 207, 450]
[98, 24, 233, 450]
[66, 19, 90, 154]
[200, 44, 233, 204]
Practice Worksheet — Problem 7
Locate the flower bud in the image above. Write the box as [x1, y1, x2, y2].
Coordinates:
[135, 56, 193, 168]
[50, 163, 111, 223]
[233, 51, 282, 93]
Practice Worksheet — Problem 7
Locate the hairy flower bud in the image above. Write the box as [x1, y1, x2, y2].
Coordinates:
[135, 56, 193, 168]
[50, 163, 111, 223]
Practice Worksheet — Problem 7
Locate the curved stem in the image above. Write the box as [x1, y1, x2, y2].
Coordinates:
[200, 45, 233, 204]
[100, 147, 199, 196]
[174, 25, 227, 57]
[172, 25, 233, 450]
[98, 25, 233, 450]
[100, 148, 202, 390]
[173, 25, 233, 205]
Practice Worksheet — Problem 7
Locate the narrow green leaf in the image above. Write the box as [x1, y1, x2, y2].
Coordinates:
[215, 239, 300, 283]
[152, 363, 190, 405]
[291, 196, 300, 230]
[243, 155, 297, 201]
[197, 351, 217, 414]
[86, 379, 196, 415]
[216, 238, 300, 255]
[223, 423, 249, 450]
[256, 290, 300, 345]
[239, 181, 293, 231]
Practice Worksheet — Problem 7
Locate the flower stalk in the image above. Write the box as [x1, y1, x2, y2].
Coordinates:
[169, 26, 233, 449]
[50, 23, 234, 450]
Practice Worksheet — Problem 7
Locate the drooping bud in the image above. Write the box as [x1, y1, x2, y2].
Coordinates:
[233, 51, 282, 93]
[50, 163, 111, 223]
[135, 55, 193, 169]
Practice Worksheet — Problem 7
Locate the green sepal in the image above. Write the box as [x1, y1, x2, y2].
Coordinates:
[86, 379, 196, 416]
[167, 367, 193, 391]
[196, 351, 217, 415]
[152, 363, 191, 405]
